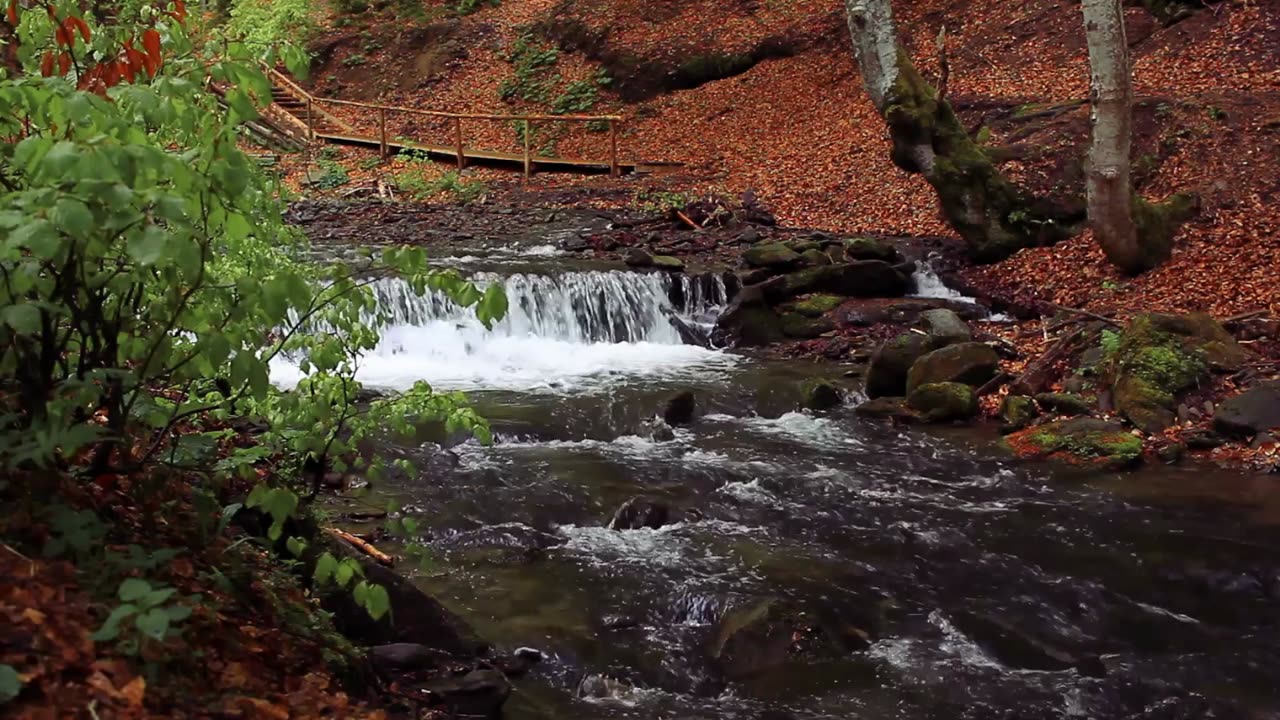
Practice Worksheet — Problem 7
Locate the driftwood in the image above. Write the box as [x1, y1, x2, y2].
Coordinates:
[977, 371, 1011, 397]
[327, 527, 395, 567]
[1010, 326, 1090, 396]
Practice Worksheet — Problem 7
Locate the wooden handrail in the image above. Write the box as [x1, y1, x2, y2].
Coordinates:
[313, 96, 622, 124]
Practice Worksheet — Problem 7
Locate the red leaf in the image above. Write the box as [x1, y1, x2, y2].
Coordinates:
[57, 51, 71, 75]
[69, 16, 91, 42]
[6, 1, 17, 27]
[173, 0, 187, 23]
[55, 24, 69, 48]
[40, 51, 54, 77]
[142, 29, 161, 63]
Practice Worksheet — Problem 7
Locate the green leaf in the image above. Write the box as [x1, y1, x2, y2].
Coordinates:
[51, 198, 93, 241]
[118, 578, 152, 602]
[364, 583, 391, 621]
[127, 225, 168, 266]
[135, 608, 171, 641]
[313, 552, 339, 584]
[8, 219, 59, 258]
[92, 604, 136, 642]
[286, 536, 306, 557]
[1, 305, 41, 334]
[140, 588, 176, 609]
[334, 558, 356, 588]
[163, 604, 193, 623]
[0, 663, 20, 704]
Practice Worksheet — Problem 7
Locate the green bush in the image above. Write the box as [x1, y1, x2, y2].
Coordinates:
[227, 0, 318, 49]
[394, 169, 488, 203]
[452, 0, 500, 15]
[499, 30, 559, 103]
[342, 53, 368, 67]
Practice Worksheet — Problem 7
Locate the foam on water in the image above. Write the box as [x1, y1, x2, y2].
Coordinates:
[911, 260, 1011, 321]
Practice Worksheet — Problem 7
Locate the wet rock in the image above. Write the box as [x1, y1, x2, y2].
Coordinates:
[839, 297, 987, 327]
[576, 674, 632, 699]
[788, 293, 844, 318]
[787, 240, 822, 254]
[801, 379, 843, 411]
[743, 242, 801, 269]
[842, 237, 900, 263]
[919, 308, 971, 346]
[854, 397, 920, 422]
[771, 261, 910, 300]
[707, 599, 796, 678]
[738, 227, 761, 244]
[668, 314, 709, 347]
[1004, 417, 1143, 470]
[1157, 442, 1186, 464]
[865, 333, 934, 398]
[1034, 392, 1093, 417]
[951, 611, 1104, 676]
[368, 643, 450, 673]
[624, 248, 654, 267]
[652, 254, 685, 270]
[662, 390, 697, 426]
[421, 669, 511, 719]
[715, 284, 783, 346]
[608, 497, 672, 530]
[906, 382, 979, 423]
[906, 342, 1000, 394]
[1109, 313, 1242, 433]
[1212, 381, 1280, 438]
[780, 312, 835, 339]
[739, 267, 775, 286]
[1182, 427, 1226, 450]
[1000, 395, 1039, 432]
[798, 248, 831, 267]
[640, 417, 677, 442]
[1062, 375, 1090, 394]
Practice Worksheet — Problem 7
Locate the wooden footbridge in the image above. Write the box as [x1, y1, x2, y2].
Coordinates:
[263, 67, 676, 177]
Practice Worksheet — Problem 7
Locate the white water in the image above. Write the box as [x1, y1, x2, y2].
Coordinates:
[912, 260, 1011, 322]
[272, 270, 737, 392]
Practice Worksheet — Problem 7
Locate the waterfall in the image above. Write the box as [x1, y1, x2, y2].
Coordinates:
[273, 270, 734, 392]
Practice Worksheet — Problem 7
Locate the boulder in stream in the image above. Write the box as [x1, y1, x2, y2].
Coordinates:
[663, 390, 697, 426]
[906, 342, 1000, 394]
[715, 284, 783, 346]
[743, 242, 801, 269]
[999, 394, 1039, 432]
[801, 379, 843, 411]
[608, 497, 673, 530]
[624, 248, 654, 267]
[918, 308, 972, 346]
[865, 333, 935, 398]
[419, 669, 511, 719]
[906, 382, 979, 423]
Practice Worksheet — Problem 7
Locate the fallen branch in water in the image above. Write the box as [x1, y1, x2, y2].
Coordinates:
[327, 528, 395, 567]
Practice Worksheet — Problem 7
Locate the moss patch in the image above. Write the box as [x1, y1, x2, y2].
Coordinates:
[1005, 418, 1142, 469]
[789, 294, 844, 318]
[906, 382, 978, 423]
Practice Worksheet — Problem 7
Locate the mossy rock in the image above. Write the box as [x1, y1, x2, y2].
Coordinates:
[715, 285, 783, 346]
[780, 312, 835, 339]
[1107, 313, 1238, 432]
[1034, 392, 1093, 417]
[906, 382, 978, 423]
[919, 308, 971, 346]
[906, 342, 1000, 394]
[789, 294, 844, 318]
[1000, 395, 1038, 432]
[769, 261, 910, 302]
[854, 396, 920, 422]
[743, 243, 800, 269]
[799, 249, 832, 267]
[801, 379, 843, 411]
[787, 241, 822, 254]
[1004, 418, 1143, 470]
[843, 237, 900, 263]
[865, 333, 934, 398]
[651, 255, 685, 270]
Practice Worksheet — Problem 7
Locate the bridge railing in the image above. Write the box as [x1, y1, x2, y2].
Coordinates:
[263, 65, 626, 177]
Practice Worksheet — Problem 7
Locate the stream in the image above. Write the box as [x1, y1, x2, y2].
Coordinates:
[276, 242, 1280, 720]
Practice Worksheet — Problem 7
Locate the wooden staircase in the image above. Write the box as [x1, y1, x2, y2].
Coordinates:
[261, 66, 677, 177]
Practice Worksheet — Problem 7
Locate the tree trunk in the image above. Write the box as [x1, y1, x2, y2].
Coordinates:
[1082, 0, 1144, 273]
[844, 0, 1081, 263]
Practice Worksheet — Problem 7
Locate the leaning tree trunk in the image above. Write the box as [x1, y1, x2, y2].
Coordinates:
[1082, 0, 1143, 273]
[844, 0, 1080, 262]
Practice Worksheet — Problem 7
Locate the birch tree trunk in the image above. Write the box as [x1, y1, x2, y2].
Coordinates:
[844, 0, 1078, 262]
[1082, 0, 1143, 273]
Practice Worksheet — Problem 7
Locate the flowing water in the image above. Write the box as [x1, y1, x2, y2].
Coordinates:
[281, 247, 1280, 719]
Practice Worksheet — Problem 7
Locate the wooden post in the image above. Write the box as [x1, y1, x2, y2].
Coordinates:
[306, 98, 314, 141]
[454, 116, 465, 170]
[609, 119, 620, 178]
[522, 119, 532, 180]
[379, 107, 388, 159]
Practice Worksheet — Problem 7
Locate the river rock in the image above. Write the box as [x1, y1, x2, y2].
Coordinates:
[865, 334, 934, 398]
[1004, 417, 1143, 470]
[640, 417, 677, 442]
[715, 284, 783, 346]
[368, 643, 451, 673]
[780, 312, 834, 339]
[854, 397, 920, 422]
[1212, 381, 1280, 438]
[788, 294, 843, 318]
[842, 237, 900, 263]
[906, 342, 1000, 394]
[608, 497, 672, 530]
[798, 249, 831, 267]
[663, 390, 697, 426]
[919, 308, 971, 346]
[624, 248, 654, 267]
[906, 382, 979, 423]
[420, 669, 511, 719]
[743, 243, 800, 269]
[707, 598, 796, 678]
[999, 395, 1038, 432]
[652, 254, 685, 270]
[1109, 313, 1243, 433]
[1034, 392, 1094, 417]
[839, 297, 987, 327]
[801, 379, 843, 411]
[773, 261, 910, 300]
[576, 674, 632, 699]
[951, 610, 1104, 675]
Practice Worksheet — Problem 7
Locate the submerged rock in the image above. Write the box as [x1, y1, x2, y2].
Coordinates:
[1212, 381, 1280, 438]
[608, 497, 672, 530]
[801, 379, 843, 411]
[420, 669, 511, 719]
[951, 610, 1104, 676]
[906, 342, 1000, 394]
[707, 598, 796, 678]
[865, 333, 934, 398]
[663, 390, 697, 426]
[1004, 417, 1143, 470]
[906, 382, 979, 423]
